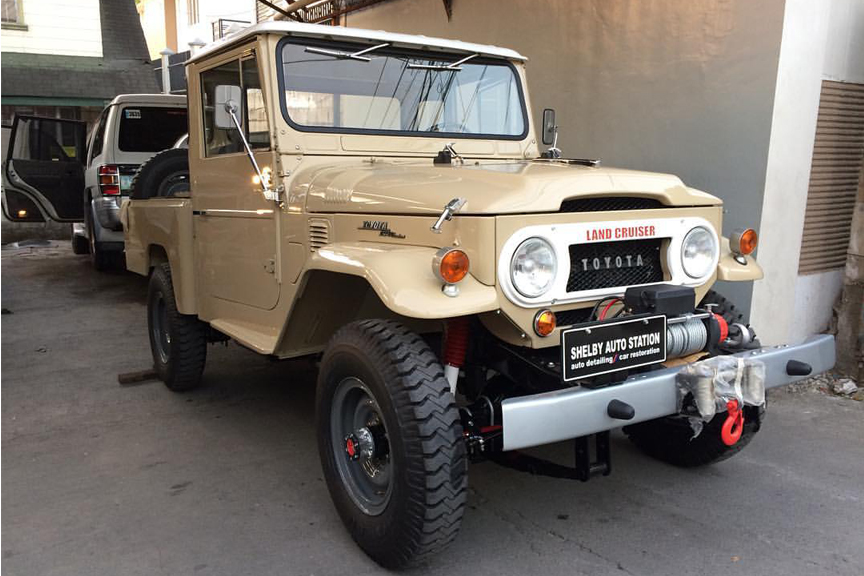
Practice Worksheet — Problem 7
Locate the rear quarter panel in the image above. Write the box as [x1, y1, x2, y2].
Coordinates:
[122, 197, 197, 314]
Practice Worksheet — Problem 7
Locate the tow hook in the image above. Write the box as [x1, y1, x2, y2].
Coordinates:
[721, 399, 744, 446]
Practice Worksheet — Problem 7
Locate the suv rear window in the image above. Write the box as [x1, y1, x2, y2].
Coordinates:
[118, 106, 188, 152]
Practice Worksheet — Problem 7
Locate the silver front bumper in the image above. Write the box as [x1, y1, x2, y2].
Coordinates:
[501, 334, 836, 451]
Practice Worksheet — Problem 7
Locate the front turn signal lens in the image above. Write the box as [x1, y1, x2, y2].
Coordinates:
[534, 309, 557, 337]
[433, 247, 469, 284]
[731, 228, 758, 255]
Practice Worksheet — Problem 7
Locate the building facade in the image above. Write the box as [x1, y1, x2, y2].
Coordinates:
[1, 0, 157, 128]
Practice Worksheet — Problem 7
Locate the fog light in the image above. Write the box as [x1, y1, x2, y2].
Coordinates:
[534, 309, 557, 337]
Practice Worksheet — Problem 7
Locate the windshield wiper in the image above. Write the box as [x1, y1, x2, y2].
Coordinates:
[407, 53, 478, 71]
[305, 42, 389, 62]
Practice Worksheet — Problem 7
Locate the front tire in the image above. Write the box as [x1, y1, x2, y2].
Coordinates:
[147, 263, 207, 391]
[317, 320, 467, 569]
[624, 289, 762, 466]
[624, 406, 763, 467]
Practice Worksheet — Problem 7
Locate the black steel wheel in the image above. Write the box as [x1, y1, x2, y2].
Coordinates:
[147, 263, 207, 391]
[317, 320, 467, 569]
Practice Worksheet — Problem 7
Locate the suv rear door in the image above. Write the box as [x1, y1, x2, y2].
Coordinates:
[3, 115, 87, 222]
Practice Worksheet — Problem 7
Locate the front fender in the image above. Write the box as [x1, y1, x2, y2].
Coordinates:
[308, 242, 499, 319]
[717, 237, 764, 281]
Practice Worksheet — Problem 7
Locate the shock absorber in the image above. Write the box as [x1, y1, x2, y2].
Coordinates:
[443, 317, 470, 395]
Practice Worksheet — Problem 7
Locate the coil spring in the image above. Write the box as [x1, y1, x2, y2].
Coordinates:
[666, 319, 708, 358]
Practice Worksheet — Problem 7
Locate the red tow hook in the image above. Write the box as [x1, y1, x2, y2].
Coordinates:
[721, 399, 745, 446]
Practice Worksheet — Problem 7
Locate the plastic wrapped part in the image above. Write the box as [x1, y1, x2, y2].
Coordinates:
[676, 355, 766, 423]
[742, 360, 766, 407]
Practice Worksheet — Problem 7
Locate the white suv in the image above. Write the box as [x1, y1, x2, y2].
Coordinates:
[75, 94, 187, 269]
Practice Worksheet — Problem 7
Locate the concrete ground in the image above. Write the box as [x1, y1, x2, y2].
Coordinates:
[2, 241, 863, 576]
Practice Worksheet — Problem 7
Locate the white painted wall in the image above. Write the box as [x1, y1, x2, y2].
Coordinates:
[1, 0, 102, 57]
[348, 0, 786, 318]
[174, 0, 256, 50]
[752, 0, 864, 345]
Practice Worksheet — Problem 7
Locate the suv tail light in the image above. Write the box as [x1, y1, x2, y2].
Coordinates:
[98, 164, 121, 196]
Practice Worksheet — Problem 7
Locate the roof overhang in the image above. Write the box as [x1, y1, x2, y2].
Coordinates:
[186, 21, 527, 65]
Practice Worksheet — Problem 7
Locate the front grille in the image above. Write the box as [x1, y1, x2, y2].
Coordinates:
[560, 197, 665, 212]
[567, 239, 665, 292]
[556, 307, 594, 327]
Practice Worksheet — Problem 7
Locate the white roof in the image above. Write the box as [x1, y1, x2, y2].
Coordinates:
[187, 21, 527, 65]
[109, 94, 187, 106]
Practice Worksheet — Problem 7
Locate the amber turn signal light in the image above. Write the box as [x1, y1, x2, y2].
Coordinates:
[432, 247, 469, 284]
[731, 228, 758, 255]
[534, 309, 557, 337]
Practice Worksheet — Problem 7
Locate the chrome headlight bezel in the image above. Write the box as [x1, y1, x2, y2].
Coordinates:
[510, 237, 558, 298]
[680, 226, 719, 279]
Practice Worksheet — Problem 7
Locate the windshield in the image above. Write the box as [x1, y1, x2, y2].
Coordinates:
[278, 40, 527, 139]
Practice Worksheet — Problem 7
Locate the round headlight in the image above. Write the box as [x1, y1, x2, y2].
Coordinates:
[681, 226, 718, 279]
[511, 237, 557, 298]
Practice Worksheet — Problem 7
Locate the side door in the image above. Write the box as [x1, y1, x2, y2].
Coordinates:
[193, 48, 280, 312]
[3, 116, 87, 222]
[2, 124, 43, 222]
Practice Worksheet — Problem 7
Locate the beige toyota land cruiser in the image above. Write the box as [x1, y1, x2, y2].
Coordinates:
[11, 21, 836, 569]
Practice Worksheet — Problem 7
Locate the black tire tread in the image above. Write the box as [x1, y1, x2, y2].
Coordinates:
[700, 289, 744, 324]
[131, 148, 189, 200]
[148, 262, 206, 391]
[318, 319, 467, 569]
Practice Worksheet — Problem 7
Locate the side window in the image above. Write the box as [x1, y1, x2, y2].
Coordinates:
[88, 109, 108, 165]
[201, 52, 270, 157]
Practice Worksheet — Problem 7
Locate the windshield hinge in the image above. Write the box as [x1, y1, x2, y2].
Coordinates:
[431, 197, 467, 234]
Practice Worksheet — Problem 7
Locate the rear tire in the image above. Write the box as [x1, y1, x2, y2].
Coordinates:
[147, 263, 207, 391]
[71, 233, 89, 255]
[317, 320, 467, 569]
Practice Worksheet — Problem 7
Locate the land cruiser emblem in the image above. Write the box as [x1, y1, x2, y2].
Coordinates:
[582, 254, 644, 271]
[358, 220, 406, 239]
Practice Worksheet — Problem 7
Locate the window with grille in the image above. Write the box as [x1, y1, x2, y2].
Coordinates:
[187, 0, 199, 24]
[798, 80, 864, 274]
[2, 0, 21, 23]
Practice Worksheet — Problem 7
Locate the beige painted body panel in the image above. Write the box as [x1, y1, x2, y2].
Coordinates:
[302, 159, 720, 216]
[122, 28, 764, 358]
[121, 197, 197, 314]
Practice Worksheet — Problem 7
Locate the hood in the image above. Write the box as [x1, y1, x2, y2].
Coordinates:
[301, 159, 721, 215]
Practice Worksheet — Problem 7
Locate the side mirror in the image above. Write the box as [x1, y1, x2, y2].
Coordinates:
[214, 84, 243, 130]
[541, 108, 556, 146]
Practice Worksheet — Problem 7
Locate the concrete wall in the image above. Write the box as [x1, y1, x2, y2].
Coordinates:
[347, 0, 786, 317]
[1, 0, 103, 57]
[751, 0, 864, 344]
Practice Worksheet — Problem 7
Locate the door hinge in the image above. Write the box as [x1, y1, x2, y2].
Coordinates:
[264, 258, 275, 274]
